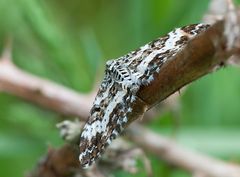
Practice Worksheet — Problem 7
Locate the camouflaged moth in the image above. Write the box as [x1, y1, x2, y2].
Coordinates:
[79, 24, 210, 168]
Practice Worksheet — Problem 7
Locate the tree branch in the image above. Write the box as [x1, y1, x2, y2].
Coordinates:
[27, 144, 80, 177]
[128, 124, 240, 177]
[0, 54, 94, 119]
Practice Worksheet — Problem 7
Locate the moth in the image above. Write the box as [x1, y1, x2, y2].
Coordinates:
[79, 24, 210, 168]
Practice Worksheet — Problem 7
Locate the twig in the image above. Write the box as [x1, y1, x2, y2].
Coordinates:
[0, 56, 94, 118]
[128, 124, 240, 177]
[27, 144, 80, 177]
[1, 36, 13, 63]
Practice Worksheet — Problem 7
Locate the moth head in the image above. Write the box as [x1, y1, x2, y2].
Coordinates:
[106, 59, 116, 71]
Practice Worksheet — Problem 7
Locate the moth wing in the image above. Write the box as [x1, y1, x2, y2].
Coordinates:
[79, 23, 210, 168]
[79, 72, 135, 168]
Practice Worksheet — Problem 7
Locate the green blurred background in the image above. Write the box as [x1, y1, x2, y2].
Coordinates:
[0, 0, 240, 176]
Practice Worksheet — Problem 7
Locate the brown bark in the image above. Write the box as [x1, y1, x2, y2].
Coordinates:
[27, 144, 80, 177]
[0, 58, 94, 119]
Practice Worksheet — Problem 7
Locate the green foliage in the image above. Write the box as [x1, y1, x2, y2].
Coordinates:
[0, 0, 240, 176]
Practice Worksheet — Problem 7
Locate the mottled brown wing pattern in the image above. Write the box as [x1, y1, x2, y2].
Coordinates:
[79, 23, 210, 168]
[79, 76, 136, 167]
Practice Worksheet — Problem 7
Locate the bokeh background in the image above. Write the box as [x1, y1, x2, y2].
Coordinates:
[1, 0, 240, 177]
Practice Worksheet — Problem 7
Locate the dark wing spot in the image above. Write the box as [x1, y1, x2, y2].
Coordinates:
[181, 24, 199, 34]
[175, 35, 189, 45]
[181, 24, 210, 35]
